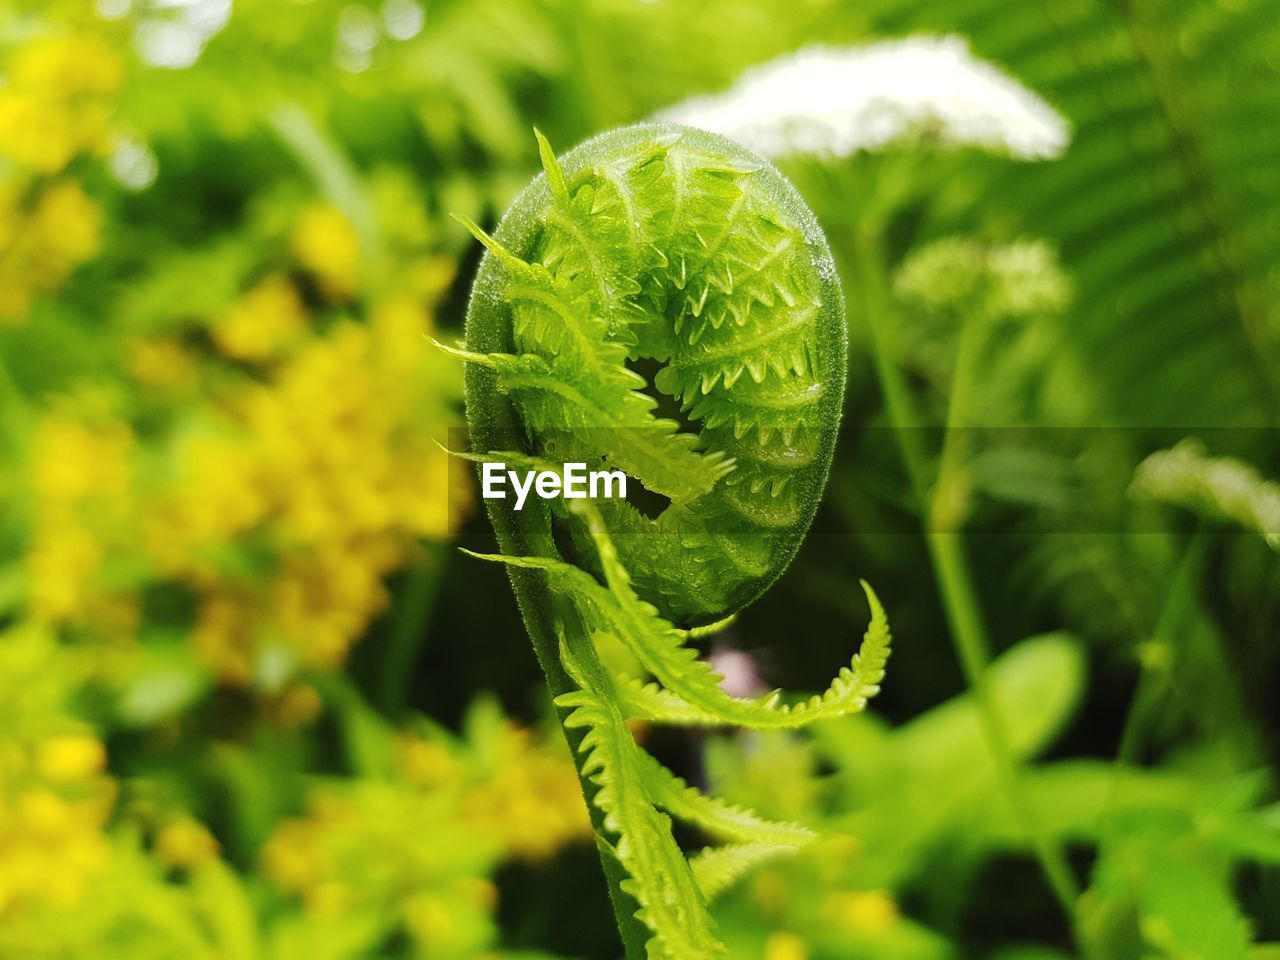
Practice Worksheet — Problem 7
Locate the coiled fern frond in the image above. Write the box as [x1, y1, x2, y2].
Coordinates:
[445, 125, 889, 959]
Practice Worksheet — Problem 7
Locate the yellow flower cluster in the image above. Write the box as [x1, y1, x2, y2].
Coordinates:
[292, 203, 361, 299]
[262, 721, 588, 951]
[22, 191, 464, 691]
[456, 723, 591, 860]
[0, 34, 119, 323]
[163, 303, 465, 681]
[152, 817, 220, 871]
[0, 180, 103, 322]
[212, 273, 308, 361]
[0, 21, 485, 938]
[25, 413, 134, 625]
[0, 748, 113, 916]
[0, 35, 121, 174]
[749, 842, 901, 951]
[0, 628, 114, 919]
[821, 889, 899, 934]
[764, 932, 809, 960]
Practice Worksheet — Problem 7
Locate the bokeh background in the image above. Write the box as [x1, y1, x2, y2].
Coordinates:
[1, 1, 1278, 958]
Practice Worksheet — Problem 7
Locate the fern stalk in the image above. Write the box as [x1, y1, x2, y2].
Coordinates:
[469, 496, 652, 957]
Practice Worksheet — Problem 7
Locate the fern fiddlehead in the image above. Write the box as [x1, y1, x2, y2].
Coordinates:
[448, 124, 891, 959]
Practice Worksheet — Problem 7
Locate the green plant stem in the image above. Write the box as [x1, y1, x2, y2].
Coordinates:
[1106, 523, 1259, 781]
[1097, 527, 1210, 870]
[850, 226, 1081, 920]
[464, 225, 651, 959]
[1081, 530, 1204, 952]
[378, 545, 446, 716]
[482, 502, 650, 960]
[1110, 531, 1204, 773]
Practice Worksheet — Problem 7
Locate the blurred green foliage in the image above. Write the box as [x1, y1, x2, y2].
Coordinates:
[0, 0, 1277, 957]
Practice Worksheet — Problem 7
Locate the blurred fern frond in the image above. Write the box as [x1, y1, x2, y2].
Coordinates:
[854, 0, 1280, 426]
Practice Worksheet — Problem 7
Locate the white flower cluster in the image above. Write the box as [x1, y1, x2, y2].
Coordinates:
[655, 36, 1070, 162]
[1132, 440, 1280, 549]
[894, 237, 1072, 319]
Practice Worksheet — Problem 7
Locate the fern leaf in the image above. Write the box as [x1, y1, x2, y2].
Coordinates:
[689, 843, 802, 901]
[466, 505, 891, 731]
[571, 499, 890, 729]
[638, 750, 816, 848]
[555, 639, 726, 959]
[614, 675, 733, 727]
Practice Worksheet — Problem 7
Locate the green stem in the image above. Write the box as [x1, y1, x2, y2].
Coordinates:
[511, 583, 651, 960]
[378, 545, 446, 716]
[850, 226, 1081, 921]
[481, 498, 649, 959]
[930, 297, 985, 531]
[1109, 531, 1204, 773]
[1082, 530, 1203, 953]
[464, 251, 650, 957]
